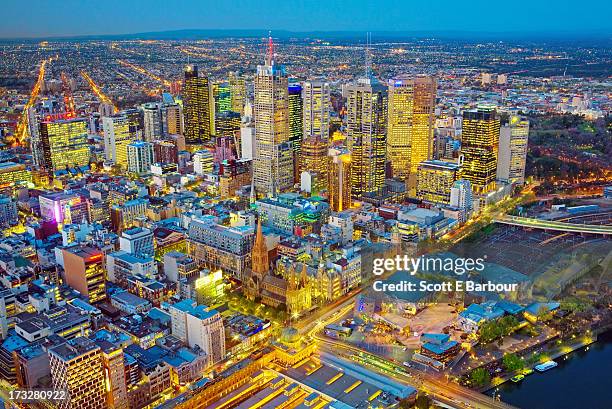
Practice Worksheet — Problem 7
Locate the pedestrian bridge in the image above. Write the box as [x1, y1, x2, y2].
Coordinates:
[494, 215, 612, 236]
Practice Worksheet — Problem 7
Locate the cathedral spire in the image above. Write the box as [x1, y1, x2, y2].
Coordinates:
[251, 218, 269, 275]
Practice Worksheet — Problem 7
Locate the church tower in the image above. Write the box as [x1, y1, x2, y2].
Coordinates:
[251, 219, 269, 279]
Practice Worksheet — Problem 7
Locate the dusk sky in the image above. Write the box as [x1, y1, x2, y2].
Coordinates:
[2, 0, 611, 39]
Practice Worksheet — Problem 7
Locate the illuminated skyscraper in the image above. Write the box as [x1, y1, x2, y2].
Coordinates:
[215, 110, 241, 138]
[328, 148, 352, 212]
[161, 103, 183, 136]
[103, 115, 134, 169]
[48, 337, 107, 409]
[460, 106, 500, 194]
[183, 65, 213, 145]
[303, 80, 331, 140]
[288, 84, 303, 166]
[345, 78, 387, 198]
[387, 76, 437, 189]
[416, 160, 460, 205]
[38, 115, 90, 171]
[497, 116, 529, 185]
[212, 81, 231, 116]
[228, 71, 247, 116]
[301, 136, 329, 190]
[94, 340, 129, 409]
[253, 36, 293, 196]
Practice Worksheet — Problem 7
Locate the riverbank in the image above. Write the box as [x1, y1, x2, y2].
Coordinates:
[484, 330, 612, 409]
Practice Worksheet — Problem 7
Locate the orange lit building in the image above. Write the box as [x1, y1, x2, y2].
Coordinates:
[62, 246, 107, 303]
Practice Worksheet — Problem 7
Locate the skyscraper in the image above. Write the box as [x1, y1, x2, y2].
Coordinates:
[288, 84, 303, 178]
[228, 71, 247, 116]
[183, 65, 213, 145]
[303, 80, 331, 140]
[301, 136, 329, 190]
[103, 114, 134, 169]
[345, 78, 387, 198]
[460, 106, 500, 194]
[142, 103, 162, 141]
[497, 115, 529, 185]
[328, 148, 352, 212]
[161, 102, 183, 136]
[37, 115, 90, 171]
[253, 36, 293, 196]
[48, 337, 107, 409]
[387, 76, 437, 189]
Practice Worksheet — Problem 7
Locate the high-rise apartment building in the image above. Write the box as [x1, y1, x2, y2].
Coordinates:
[183, 65, 213, 145]
[103, 115, 134, 168]
[142, 103, 162, 141]
[345, 78, 387, 198]
[48, 337, 107, 409]
[253, 37, 293, 196]
[460, 106, 500, 194]
[37, 115, 90, 171]
[497, 116, 529, 185]
[387, 76, 437, 189]
[127, 141, 154, 174]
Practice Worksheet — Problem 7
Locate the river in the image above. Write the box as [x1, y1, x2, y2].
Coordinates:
[487, 330, 612, 409]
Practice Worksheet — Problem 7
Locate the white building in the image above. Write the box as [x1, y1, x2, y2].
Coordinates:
[193, 150, 214, 175]
[169, 299, 225, 366]
[127, 141, 154, 174]
[142, 103, 162, 141]
[119, 227, 154, 258]
[102, 115, 134, 168]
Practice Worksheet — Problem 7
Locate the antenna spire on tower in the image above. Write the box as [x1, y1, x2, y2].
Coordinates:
[266, 31, 274, 66]
[365, 32, 372, 79]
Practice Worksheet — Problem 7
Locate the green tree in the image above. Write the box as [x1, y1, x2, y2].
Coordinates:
[469, 367, 490, 387]
[502, 353, 524, 372]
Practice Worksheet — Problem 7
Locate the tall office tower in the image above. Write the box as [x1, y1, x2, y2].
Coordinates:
[303, 80, 331, 140]
[103, 115, 134, 168]
[328, 148, 352, 212]
[228, 71, 247, 116]
[387, 76, 437, 189]
[169, 299, 226, 366]
[62, 246, 106, 303]
[253, 36, 293, 196]
[288, 84, 303, 176]
[95, 340, 129, 409]
[142, 103, 162, 141]
[416, 160, 460, 205]
[162, 103, 183, 136]
[38, 115, 90, 171]
[450, 179, 473, 211]
[183, 65, 213, 145]
[301, 136, 329, 190]
[127, 141, 154, 174]
[497, 115, 529, 185]
[215, 110, 241, 137]
[48, 337, 107, 409]
[460, 106, 501, 194]
[119, 227, 154, 258]
[345, 78, 387, 198]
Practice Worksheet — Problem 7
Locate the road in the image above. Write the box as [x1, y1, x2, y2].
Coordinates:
[15, 58, 51, 146]
[81, 71, 118, 112]
[316, 335, 519, 409]
[494, 215, 612, 236]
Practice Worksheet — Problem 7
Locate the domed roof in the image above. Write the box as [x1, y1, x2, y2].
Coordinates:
[280, 327, 300, 344]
